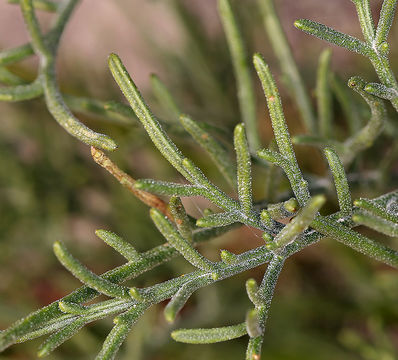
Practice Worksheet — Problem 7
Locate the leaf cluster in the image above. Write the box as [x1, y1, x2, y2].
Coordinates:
[0, 0, 398, 359]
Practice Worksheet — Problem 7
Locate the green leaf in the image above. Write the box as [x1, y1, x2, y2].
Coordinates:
[245, 279, 262, 307]
[180, 114, 236, 187]
[96, 305, 146, 360]
[257, 0, 316, 133]
[0, 79, 43, 101]
[246, 309, 262, 338]
[197, 211, 240, 228]
[294, 19, 371, 56]
[267, 198, 299, 220]
[254, 53, 310, 205]
[268, 195, 325, 252]
[9, 0, 59, 12]
[0, 42, 35, 66]
[172, 323, 247, 344]
[375, 0, 397, 45]
[53, 241, 130, 299]
[134, 179, 203, 197]
[311, 217, 398, 268]
[169, 196, 193, 242]
[246, 336, 263, 360]
[351, 0, 376, 43]
[164, 277, 212, 323]
[342, 76, 387, 165]
[95, 230, 141, 262]
[0, 66, 27, 86]
[181, 157, 239, 211]
[218, 0, 260, 151]
[150, 73, 181, 122]
[234, 123, 253, 216]
[220, 250, 239, 265]
[364, 82, 398, 100]
[354, 198, 398, 224]
[353, 211, 398, 237]
[316, 49, 333, 137]
[324, 148, 352, 217]
[37, 318, 86, 357]
[150, 208, 215, 271]
[108, 53, 189, 178]
[331, 74, 362, 134]
[58, 302, 88, 315]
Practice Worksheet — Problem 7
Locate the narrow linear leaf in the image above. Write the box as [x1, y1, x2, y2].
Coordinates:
[269, 195, 325, 251]
[181, 157, 239, 211]
[246, 335, 263, 360]
[294, 19, 371, 56]
[0, 43, 35, 66]
[351, 0, 376, 43]
[197, 211, 241, 228]
[180, 114, 236, 187]
[267, 198, 299, 220]
[220, 250, 239, 265]
[258, 255, 285, 319]
[20, 0, 117, 150]
[96, 306, 145, 360]
[0, 79, 43, 101]
[218, 0, 260, 151]
[331, 74, 362, 134]
[0, 67, 27, 86]
[257, 148, 309, 207]
[253, 53, 310, 205]
[246, 309, 262, 338]
[134, 179, 203, 197]
[53, 241, 130, 299]
[292, 134, 343, 152]
[353, 211, 398, 237]
[58, 301, 88, 315]
[311, 217, 398, 268]
[63, 95, 137, 125]
[342, 76, 387, 165]
[95, 230, 141, 262]
[172, 323, 247, 344]
[260, 209, 273, 228]
[375, 0, 397, 45]
[37, 318, 86, 358]
[317, 49, 333, 137]
[169, 196, 193, 242]
[364, 82, 398, 100]
[150, 73, 181, 122]
[234, 123, 253, 216]
[245, 279, 262, 307]
[164, 277, 212, 323]
[258, 0, 316, 133]
[108, 53, 191, 179]
[9, 0, 59, 12]
[150, 208, 215, 271]
[354, 198, 398, 224]
[324, 147, 352, 216]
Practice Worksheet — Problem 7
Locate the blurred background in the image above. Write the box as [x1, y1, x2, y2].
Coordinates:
[0, 0, 398, 359]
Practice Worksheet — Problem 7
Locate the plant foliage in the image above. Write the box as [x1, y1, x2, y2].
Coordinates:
[0, 0, 398, 359]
